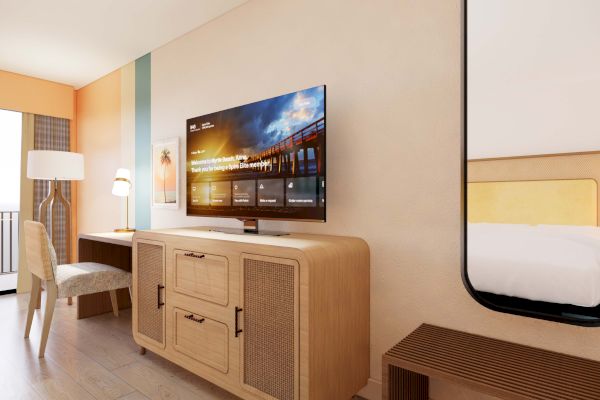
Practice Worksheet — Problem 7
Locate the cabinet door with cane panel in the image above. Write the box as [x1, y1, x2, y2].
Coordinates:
[133, 239, 166, 350]
[239, 254, 300, 400]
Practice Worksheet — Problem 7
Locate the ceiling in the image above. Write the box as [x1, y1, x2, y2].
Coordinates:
[0, 0, 247, 88]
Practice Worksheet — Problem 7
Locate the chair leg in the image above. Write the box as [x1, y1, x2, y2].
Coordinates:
[35, 286, 42, 309]
[25, 275, 41, 339]
[109, 290, 119, 317]
[39, 282, 57, 358]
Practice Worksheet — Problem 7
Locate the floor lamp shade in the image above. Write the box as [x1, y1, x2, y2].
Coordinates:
[27, 150, 85, 267]
[27, 150, 84, 181]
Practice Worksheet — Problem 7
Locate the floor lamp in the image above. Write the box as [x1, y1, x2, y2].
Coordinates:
[27, 150, 84, 305]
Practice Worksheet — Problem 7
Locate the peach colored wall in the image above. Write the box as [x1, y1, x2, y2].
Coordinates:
[76, 71, 122, 234]
[0, 69, 74, 119]
[0, 69, 79, 266]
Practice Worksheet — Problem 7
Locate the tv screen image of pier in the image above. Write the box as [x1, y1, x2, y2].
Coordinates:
[186, 85, 325, 221]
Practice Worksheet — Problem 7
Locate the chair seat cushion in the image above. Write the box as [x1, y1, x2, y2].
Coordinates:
[55, 262, 132, 299]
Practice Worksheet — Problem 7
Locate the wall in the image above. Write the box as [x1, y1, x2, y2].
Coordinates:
[0, 69, 74, 120]
[0, 69, 77, 292]
[149, 1, 600, 399]
[76, 57, 151, 234]
[150, 0, 462, 397]
[75, 1, 600, 399]
[76, 70, 122, 233]
[468, 0, 600, 159]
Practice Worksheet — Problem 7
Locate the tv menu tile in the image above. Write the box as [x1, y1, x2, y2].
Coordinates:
[210, 181, 231, 206]
[286, 177, 317, 207]
[232, 180, 256, 206]
[190, 182, 210, 206]
[319, 176, 325, 206]
[257, 179, 284, 207]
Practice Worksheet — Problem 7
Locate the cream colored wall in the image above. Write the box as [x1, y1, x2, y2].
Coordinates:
[119, 62, 136, 229]
[76, 70, 122, 234]
[148, 1, 600, 399]
[467, 0, 600, 159]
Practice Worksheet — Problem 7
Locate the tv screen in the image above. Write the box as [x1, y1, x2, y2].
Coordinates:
[186, 85, 325, 221]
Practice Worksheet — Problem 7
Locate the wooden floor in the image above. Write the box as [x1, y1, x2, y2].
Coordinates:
[0, 292, 240, 400]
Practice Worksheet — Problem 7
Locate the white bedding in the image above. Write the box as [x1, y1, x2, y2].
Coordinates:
[467, 223, 600, 307]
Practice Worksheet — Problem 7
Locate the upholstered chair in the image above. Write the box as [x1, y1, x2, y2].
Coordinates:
[23, 220, 132, 358]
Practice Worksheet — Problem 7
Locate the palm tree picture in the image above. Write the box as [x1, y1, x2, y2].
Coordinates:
[160, 148, 172, 203]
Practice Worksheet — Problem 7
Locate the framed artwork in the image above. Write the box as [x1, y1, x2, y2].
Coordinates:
[152, 137, 179, 209]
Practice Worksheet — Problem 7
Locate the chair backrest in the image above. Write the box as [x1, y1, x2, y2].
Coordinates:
[24, 220, 57, 281]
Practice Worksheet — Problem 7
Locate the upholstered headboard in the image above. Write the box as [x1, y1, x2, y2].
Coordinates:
[467, 152, 600, 226]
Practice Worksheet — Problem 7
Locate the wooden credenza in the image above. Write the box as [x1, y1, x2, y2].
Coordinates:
[132, 227, 370, 400]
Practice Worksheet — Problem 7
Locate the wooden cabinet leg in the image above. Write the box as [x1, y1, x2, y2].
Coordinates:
[139, 347, 146, 355]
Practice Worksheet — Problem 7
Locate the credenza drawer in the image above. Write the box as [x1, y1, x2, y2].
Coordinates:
[173, 307, 229, 373]
[173, 249, 228, 305]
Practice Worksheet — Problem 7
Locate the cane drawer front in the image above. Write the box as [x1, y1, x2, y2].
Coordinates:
[173, 250, 228, 306]
[173, 307, 229, 373]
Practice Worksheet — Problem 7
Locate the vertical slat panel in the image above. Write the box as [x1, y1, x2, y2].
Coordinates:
[385, 365, 428, 400]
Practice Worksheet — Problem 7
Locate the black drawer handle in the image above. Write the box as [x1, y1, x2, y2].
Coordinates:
[183, 252, 205, 259]
[157, 284, 165, 309]
[235, 306, 243, 337]
[184, 314, 205, 324]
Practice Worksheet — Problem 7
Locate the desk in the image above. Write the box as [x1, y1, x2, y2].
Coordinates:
[77, 232, 133, 319]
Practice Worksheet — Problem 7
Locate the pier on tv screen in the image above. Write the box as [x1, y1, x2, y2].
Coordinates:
[186, 85, 326, 221]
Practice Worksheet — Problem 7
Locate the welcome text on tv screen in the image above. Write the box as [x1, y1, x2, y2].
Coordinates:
[186, 85, 326, 221]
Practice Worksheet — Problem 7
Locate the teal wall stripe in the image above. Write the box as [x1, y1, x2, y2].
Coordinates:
[135, 53, 151, 229]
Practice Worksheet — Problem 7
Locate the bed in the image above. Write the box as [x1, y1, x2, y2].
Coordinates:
[468, 223, 600, 307]
[467, 152, 600, 313]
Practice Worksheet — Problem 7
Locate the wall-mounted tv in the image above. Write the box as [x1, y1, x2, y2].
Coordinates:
[186, 85, 325, 222]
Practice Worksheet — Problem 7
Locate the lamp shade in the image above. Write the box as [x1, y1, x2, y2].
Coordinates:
[112, 168, 131, 197]
[27, 150, 84, 181]
[114, 168, 131, 181]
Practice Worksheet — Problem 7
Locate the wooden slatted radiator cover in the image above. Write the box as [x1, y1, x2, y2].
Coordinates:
[383, 323, 600, 400]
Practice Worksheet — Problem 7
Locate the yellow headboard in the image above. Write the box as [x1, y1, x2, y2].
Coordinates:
[468, 152, 600, 226]
[468, 179, 597, 226]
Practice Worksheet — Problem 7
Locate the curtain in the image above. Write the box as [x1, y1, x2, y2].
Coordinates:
[33, 115, 71, 265]
[16, 113, 34, 293]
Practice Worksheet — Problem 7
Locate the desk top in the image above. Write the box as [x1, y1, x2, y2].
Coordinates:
[78, 231, 134, 247]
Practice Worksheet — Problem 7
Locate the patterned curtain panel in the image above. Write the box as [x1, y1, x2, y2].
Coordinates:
[33, 115, 70, 265]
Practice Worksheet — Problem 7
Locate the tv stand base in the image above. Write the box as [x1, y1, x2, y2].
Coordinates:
[209, 227, 289, 236]
[209, 218, 289, 236]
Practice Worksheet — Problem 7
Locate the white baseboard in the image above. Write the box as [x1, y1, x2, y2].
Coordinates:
[357, 378, 382, 400]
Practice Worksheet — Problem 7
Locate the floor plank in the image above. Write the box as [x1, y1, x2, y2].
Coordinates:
[45, 339, 135, 399]
[0, 293, 240, 400]
[118, 392, 151, 400]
